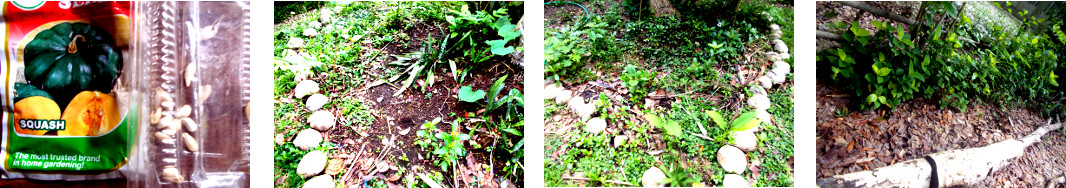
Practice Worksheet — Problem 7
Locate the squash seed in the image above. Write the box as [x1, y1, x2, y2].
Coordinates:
[181, 117, 198, 133]
[150, 107, 162, 124]
[182, 133, 198, 152]
[197, 85, 212, 104]
[176, 105, 191, 118]
[154, 132, 172, 142]
[185, 63, 197, 87]
[162, 166, 184, 182]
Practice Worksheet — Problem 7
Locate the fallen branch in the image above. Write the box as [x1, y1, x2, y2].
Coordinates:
[836, 1, 916, 25]
[562, 176, 635, 186]
[818, 120, 1063, 188]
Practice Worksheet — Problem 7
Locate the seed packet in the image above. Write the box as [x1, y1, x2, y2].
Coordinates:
[0, 1, 135, 180]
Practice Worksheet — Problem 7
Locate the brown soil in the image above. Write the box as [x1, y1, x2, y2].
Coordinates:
[816, 83, 1066, 187]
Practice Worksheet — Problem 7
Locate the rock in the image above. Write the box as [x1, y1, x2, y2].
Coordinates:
[756, 109, 773, 127]
[692, 182, 706, 187]
[750, 85, 766, 96]
[293, 129, 323, 150]
[294, 80, 320, 98]
[287, 38, 305, 49]
[747, 94, 771, 110]
[780, 53, 790, 60]
[641, 167, 667, 187]
[770, 24, 780, 31]
[733, 130, 758, 150]
[585, 118, 607, 134]
[773, 61, 791, 75]
[774, 39, 788, 54]
[569, 98, 595, 121]
[717, 145, 747, 174]
[555, 90, 573, 104]
[769, 69, 788, 84]
[544, 84, 563, 100]
[319, 9, 334, 23]
[308, 21, 322, 28]
[770, 33, 781, 40]
[722, 174, 749, 187]
[308, 110, 336, 131]
[303, 28, 319, 37]
[302, 175, 335, 188]
[757, 76, 772, 89]
[614, 135, 629, 147]
[305, 94, 329, 111]
[275, 134, 286, 145]
[773, 30, 784, 37]
[297, 150, 328, 177]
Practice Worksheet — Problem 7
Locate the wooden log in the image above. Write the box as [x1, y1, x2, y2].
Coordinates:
[836, 1, 917, 25]
[818, 121, 1063, 188]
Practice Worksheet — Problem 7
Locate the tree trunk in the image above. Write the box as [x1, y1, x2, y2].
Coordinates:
[818, 121, 1063, 188]
[649, 0, 678, 17]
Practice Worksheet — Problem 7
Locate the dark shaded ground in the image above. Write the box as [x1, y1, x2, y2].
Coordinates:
[816, 83, 1066, 187]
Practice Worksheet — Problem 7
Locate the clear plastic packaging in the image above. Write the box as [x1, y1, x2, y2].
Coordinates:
[126, 1, 251, 187]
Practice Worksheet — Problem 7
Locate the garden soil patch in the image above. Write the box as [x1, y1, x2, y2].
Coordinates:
[816, 83, 1066, 187]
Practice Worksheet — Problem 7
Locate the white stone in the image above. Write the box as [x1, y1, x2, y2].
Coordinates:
[302, 175, 335, 188]
[319, 9, 334, 23]
[614, 135, 629, 148]
[641, 167, 667, 187]
[585, 118, 607, 134]
[294, 80, 320, 98]
[733, 130, 758, 151]
[770, 24, 780, 31]
[308, 21, 322, 28]
[544, 84, 563, 100]
[747, 94, 771, 110]
[287, 38, 305, 49]
[555, 90, 573, 104]
[774, 40, 789, 54]
[297, 150, 328, 177]
[756, 109, 773, 127]
[293, 129, 323, 150]
[303, 28, 319, 37]
[717, 145, 747, 174]
[773, 61, 791, 75]
[770, 33, 781, 40]
[723, 174, 750, 187]
[306, 94, 329, 111]
[568, 96, 595, 120]
[780, 53, 791, 60]
[307, 110, 336, 131]
[750, 85, 766, 96]
[757, 76, 772, 89]
[770, 69, 788, 84]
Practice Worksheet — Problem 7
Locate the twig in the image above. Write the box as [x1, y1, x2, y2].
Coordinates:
[561, 176, 634, 186]
[342, 143, 368, 185]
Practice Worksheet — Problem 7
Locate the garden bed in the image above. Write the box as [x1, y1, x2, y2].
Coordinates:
[274, 2, 525, 188]
[543, 0, 794, 186]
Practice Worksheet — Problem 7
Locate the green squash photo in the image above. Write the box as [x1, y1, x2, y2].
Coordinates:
[22, 21, 122, 109]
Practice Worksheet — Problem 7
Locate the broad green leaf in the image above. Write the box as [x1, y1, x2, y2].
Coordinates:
[730, 112, 759, 132]
[866, 93, 878, 103]
[872, 20, 885, 30]
[644, 113, 662, 129]
[458, 86, 486, 102]
[837, 48, 848, 62]
[663, 120, 682, 136]
[486, 39, 515, 55]
[705, 110, 728, 129]
[851, 22, 871, 36]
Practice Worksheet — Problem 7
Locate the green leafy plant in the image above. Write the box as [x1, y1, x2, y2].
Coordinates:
[621, 64, 654, 104]
[432, 118, 471, 171]
[706, 110, 760, 133]
[643, 113, 681, 137]
[458, 85, 486, 102]
[661, 164, 696, 187]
